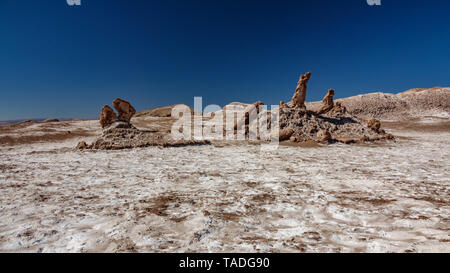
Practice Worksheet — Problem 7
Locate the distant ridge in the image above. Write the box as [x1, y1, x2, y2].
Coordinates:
[0, 118, 73, 126]
[135, 104, 193, 118]
[0, 118, 45, 126]
[135, 88, 449, 120]
[307, 87, 450, 119]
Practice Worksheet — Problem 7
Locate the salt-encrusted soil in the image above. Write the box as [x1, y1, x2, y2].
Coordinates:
[0, 116, 448, 253]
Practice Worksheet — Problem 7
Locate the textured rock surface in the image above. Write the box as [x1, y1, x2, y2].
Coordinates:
[91, 124, 209, 150]
[279, 128, 294, 141]
[95, 101, 209, 149]
[76, 141, 89, 150]
[368, 119, 382, 132]
[79, 99, 208, 150]
[112, 98, 136, 123]
[99, 105, 118, 129]
[316, 129, 332, 143]
[316, 89, 335, 115]
[290, 72, 311, 109]
[327, 102, 347, 117]
[278, 107, 391, 144]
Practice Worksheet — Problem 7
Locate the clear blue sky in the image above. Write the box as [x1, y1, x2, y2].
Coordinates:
[0, 0, 449, 120]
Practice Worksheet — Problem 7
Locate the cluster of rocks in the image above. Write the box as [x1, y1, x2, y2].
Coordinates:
[78, 72, 394, 149]
[277, 72, 394, 144]
[241, 72, 393, 144]
[77, 98, 209, 150]
[98, 98, 136, 129]
[278, 107, 393, 144]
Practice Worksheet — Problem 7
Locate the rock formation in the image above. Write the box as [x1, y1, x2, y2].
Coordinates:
[278, 107, 393, 144]
[316, 129, 332, 143]
[328, 101, 347, 116]
[112, 98, 136, 123]
[79, 98, 209, 150]
[368, 119, 381, 132]
[290, 72, 311, 109]
[279, 128, 294, 141]
[243, 71, 391, 144]
[76, 141, 89, 150]
[275, 74, 394, 144]
[366, 118, 394, 140]
[99, 105, 118, 129]
[316, 89, 335, 115]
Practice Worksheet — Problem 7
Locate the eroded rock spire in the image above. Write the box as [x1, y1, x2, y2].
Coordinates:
[316, 89, 335, 115]
[99, 105, 118, 129]
[290, 72, 311, 109]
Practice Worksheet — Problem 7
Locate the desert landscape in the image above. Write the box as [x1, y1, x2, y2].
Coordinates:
[0, 83, 449, 253]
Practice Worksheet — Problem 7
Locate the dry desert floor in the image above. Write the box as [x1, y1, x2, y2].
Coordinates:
[0, 116, 449, 252]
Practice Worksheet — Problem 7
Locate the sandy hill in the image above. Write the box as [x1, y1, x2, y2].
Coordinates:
[134, 88, 449, 120]
[135, 104, 193, 118]
[307, 87, 450, 119]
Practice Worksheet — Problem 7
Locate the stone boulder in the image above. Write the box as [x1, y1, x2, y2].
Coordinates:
[316, 129, 332, 143]
[113, 98, 136, 123]
[99, 105, 118, 129]
[368, 119, 381, 132]
[76, 141, 89, 150]
[328, 101, 347, 116]
[279, 128, 294, 141]
[316, 89, 335, 115]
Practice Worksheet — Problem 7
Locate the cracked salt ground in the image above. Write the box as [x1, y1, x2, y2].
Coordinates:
[0, 122, 449, 252]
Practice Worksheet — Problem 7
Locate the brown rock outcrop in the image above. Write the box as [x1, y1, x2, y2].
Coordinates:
[329, 101, 347, 116]
[99, 105, 118, 129]
[278, 107, 392, 144]
[279, 128, 294, 141]
[81, 98, 210, 150]
[383, 133, 395, 140]
[368, 119, 381, 132]
[76, 141, 89, 149]
[316, 89, 335, 115]
[291, 72, 312, 109]
[316, 129, 332, 143]
[113, 98, 136, 123]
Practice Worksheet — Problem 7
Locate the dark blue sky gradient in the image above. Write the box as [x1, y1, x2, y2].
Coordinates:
[0, 0, 449, 119]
